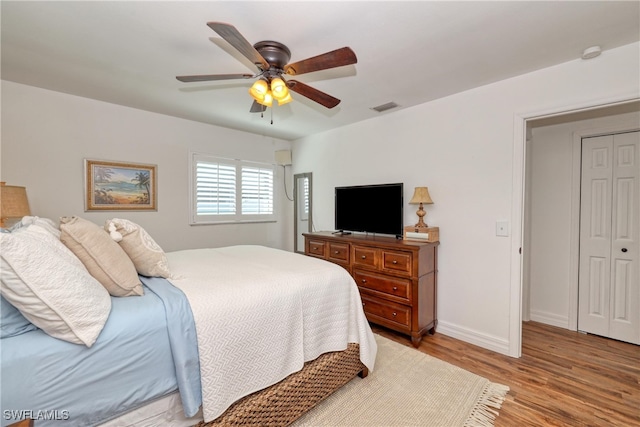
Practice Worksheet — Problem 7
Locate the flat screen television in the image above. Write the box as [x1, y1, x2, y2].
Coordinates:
[335, 183, 403, 236]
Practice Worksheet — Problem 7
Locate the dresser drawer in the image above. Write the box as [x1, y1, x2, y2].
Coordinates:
[361, 295, 411, 329]
[328, 242, 350, 263]
[307, 240, 326, 257]
[382, 250, 412, 275]
[353, 270, 410, 301]
[353, 246, 377, 269]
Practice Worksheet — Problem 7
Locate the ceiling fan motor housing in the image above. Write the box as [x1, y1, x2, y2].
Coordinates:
[253, 41, 291, 70]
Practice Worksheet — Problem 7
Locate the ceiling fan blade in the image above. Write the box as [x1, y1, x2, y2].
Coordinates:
[207, 22, 270, 71]
[250, 100, 267, 113]
[284, 47, 357, 76]
[176, 74, 254, 82]
[286, 80, 341, 109]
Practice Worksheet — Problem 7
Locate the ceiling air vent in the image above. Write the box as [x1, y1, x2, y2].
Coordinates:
[370, 102, 399, 113]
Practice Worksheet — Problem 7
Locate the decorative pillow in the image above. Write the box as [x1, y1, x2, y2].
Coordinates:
[105, 218, 171, 278]
[0, 224, 111, 347]
[1, 295, 38, 338]
[59, 216, 143, 297]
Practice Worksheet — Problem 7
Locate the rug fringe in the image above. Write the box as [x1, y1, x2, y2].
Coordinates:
[463, 382, 510, 427]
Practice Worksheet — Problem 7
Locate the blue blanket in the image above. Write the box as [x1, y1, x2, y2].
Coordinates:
[0, 277, 201, 426]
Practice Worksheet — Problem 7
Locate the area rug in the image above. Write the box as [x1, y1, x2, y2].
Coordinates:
[291, 334, 509, 427]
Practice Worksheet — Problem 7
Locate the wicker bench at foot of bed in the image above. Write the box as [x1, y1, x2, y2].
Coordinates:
[196, 343, 365, 427]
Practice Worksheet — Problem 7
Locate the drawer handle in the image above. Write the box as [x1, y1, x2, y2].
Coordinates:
[361, 279, 367, 284]
[392, 260, 398, 264]
[392, 286, 398, 291]
[334, 250, 340, 254]
[361, 255, 366, 259]
[362, 302, 365, 307]
[312, 247, 318, 250]
[392, 312, 397, 317]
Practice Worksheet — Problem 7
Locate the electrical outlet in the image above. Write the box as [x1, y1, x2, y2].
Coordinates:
[496, 221, 509, 237]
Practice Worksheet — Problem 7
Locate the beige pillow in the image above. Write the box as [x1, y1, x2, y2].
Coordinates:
[0, 223, 111, 347]
[104, 218, 171, 278]
[59, 216, 143, 296]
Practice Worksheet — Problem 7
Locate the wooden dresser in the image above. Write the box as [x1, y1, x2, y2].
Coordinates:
[303, 231, 439, 347]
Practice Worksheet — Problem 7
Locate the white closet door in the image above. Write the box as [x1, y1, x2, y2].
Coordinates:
[578, 131, 639, 345]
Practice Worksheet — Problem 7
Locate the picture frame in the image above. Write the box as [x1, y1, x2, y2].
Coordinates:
[85, 159, 157, 211]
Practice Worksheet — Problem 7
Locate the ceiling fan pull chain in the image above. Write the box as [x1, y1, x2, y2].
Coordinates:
[271, 106, 274, 125]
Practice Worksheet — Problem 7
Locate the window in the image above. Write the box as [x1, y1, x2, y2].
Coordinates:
[191, 153, 275, 224]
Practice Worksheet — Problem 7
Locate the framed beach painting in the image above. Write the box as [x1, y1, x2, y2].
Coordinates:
[85, 159, 157, 211]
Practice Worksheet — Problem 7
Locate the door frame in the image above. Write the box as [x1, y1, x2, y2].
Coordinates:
[293, 172, 313, 253]
[510, 93, 639, 357]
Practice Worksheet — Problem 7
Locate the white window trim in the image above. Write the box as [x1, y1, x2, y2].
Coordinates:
[189, 152, 277, 225]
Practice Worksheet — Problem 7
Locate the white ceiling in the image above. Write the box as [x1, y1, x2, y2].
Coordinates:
[2, 1, 639, 141]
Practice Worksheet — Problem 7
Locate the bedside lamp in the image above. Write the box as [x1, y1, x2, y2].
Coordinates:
[409, 187, 433, 229]
[0, 182, 31, 228]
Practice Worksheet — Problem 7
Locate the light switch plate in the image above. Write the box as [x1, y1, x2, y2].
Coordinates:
[496, 221, 509, 237]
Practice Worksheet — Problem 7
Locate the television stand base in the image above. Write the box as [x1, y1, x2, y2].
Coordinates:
[332, 230, 352, 236]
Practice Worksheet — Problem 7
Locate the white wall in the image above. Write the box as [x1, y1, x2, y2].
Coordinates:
[292, 42, 640, 355]
[527, 111, 640, 329]
[1, 81, 294, 252]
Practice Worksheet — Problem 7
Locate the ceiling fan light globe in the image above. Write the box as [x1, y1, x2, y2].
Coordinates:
[249, 80, 269, 99]
[248, 88, 261, 102]
[271, 78, 288, 98]
[272, 87, 290, 101]
[257, 90, 273, 107]
[277, 92, 293, 105]
[272, 90, 289, 101]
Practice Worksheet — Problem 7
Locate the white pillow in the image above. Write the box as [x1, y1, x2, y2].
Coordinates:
[105, 218, 171, 278]
[0, 224, 111, 347]
[20, 216, 61, 238]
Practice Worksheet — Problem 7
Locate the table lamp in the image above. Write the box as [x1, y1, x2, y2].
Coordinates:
[409, 187, 433, 229]
[0, 182, 31, 228]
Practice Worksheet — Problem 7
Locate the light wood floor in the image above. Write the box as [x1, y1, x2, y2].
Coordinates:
[371, 321, 640, 427]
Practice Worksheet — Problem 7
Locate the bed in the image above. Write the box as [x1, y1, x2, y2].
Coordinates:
[0, 217, 377, 426]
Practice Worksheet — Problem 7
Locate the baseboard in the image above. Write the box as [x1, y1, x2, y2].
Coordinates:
[437, 321, 510, 356]
[529, 310, 570, 329]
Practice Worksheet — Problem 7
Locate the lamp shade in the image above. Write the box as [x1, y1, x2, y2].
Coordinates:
[0, 182, 31, 227]
[409, 187, 433, 205]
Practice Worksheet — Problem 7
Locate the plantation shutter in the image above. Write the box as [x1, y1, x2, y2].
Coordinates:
[304, 176, 309, 216]
[241, 166, 274, 215]
[196, 161, 236, 215]
[191, 153, 276, 224]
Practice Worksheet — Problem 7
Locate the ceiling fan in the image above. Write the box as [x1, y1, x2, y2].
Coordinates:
[176, 22, 357, 112]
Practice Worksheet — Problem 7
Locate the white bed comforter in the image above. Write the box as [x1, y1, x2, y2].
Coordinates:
[166, 245, 377, 423]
